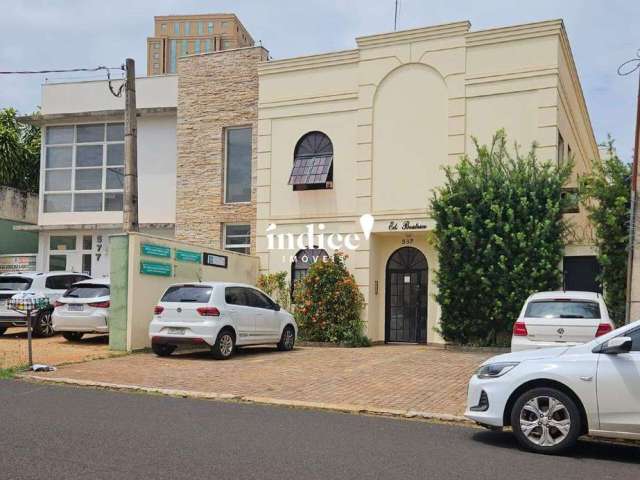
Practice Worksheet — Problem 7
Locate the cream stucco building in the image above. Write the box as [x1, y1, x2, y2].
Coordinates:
[256, 20, 599, 344]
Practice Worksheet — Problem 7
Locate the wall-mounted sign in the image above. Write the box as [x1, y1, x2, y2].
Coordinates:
[0, 255, 37, 272]
[203, 252, 228, 268]
[141, 243, 171, 258]
[140, 261, 172, 277]
[388, 220, 428, 231]
[175, 249, 201, 263]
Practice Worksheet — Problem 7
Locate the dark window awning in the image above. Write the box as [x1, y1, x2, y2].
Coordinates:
[288, 155, 333, 187]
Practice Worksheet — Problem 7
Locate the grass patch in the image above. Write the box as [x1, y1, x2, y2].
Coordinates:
[0, 365, 28, 379]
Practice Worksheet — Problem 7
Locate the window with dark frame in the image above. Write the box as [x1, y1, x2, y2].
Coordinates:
[557, 131, 565, 167]
[224, 127, 252, 203]
[289, 131, 334, 191]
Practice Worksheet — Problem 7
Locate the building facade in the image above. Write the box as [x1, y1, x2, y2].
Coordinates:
[174, 46, 268, 255]
[19, 75, 178, 277]
[255, 20, 599, 344]
[147, 13, 254, 75]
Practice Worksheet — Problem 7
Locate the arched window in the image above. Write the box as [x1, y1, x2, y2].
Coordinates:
[291, 248, 330, 296]
[288, 131, 333, 191]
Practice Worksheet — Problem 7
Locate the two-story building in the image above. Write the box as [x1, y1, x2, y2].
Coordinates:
[18, 75, 178, 276]
[255, 20, 599, 344]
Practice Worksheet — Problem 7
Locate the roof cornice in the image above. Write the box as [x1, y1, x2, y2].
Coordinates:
[356, 21, 471, 48]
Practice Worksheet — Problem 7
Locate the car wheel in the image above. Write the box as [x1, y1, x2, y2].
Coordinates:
[62, 332, 84, 342]
[0, 326, 6, 336]
[212, 329, 235, 360]
[510, 387, 581, 454]
[152, 343, 176, 357]
[277, 325, 295, 351]
[32, 310, 55, 338]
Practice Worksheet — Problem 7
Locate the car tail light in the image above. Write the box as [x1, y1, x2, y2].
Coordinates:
[512, 321, 528, 337]
[595, 323, 613, 337]
[197, 306, 220, 316]
[154, 305, 164, 315]
[53, 300, 63, 309]
[88, 301, 110, 308]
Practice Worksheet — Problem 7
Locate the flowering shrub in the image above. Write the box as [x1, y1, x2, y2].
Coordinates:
[293, 252, 369, 347]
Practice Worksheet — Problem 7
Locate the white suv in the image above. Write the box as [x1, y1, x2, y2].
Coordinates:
[149, 282, 298, 359]
[511, 291, 614, 352]
[0, 272, 91, 337]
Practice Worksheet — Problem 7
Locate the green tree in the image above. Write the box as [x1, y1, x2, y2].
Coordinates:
[579, 139, 631, 326]
[430, 130, 572, 346]
[0, 108, 41, 193]
[293, 252, 369, 346]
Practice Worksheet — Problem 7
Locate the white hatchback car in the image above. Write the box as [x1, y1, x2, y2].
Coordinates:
[466, 319, 640, 454]
[149, 282, 297, 359]
[52, 278, 110, 341]
[511, 291, 614, 352]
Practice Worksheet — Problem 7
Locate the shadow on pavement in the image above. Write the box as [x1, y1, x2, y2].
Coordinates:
[472, 429, 640, 464]
[169, 345, 300, 361]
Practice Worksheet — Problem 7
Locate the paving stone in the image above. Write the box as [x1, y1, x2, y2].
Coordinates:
[27, 345, 491, 416]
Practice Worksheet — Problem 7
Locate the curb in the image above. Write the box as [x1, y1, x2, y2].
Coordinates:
[16, 374, 471, 425]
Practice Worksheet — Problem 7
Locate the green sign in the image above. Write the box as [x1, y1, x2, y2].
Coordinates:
[141, 243, 171, 258]
[175, 249, 201, 263]
[140, 261, 172, 277]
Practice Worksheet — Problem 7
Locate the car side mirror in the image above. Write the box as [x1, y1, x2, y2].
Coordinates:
[273, 303, 281, 311]
[599, 336, 633, 355]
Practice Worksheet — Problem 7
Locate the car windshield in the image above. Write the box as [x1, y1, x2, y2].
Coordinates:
[0, 277, 33, 291]
[161, 285, 213, 303]
[525, 300, 601, 319]
[64, 285, 109, 298]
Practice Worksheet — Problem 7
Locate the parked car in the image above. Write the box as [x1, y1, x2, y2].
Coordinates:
[465, 319, 640, 454]
[511, 291, 614, 352]
[149, 282, 297, 359]
[52, 278, 110, 341]
[0, 272, 91, 337]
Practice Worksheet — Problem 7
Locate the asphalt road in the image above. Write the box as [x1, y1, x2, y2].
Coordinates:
[1, 380, 638, 480]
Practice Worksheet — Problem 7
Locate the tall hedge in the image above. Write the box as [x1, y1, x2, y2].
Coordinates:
[430, 131, 571, 346]
[579, 140, 630, 326]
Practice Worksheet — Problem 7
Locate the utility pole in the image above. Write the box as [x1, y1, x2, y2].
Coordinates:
[622, 51, 640, 324]
[123, 58, 139, 232]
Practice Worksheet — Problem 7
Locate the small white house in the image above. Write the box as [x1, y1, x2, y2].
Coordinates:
[18, 75, 178, 277]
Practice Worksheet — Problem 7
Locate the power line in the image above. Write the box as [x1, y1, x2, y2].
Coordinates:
[0, 64, 126, 97]
[0, 65, 122, 75]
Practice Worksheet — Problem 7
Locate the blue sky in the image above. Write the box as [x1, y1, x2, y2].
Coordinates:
[1, 0, 638, 160]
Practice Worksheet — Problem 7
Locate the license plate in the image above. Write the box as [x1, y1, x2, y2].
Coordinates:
[68, 304, 84, 312]
[167, 327, 185, 335]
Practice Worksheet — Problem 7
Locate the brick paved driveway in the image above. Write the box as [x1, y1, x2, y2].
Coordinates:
[27, 345, 491, 416]
[0, 328, 118, 369]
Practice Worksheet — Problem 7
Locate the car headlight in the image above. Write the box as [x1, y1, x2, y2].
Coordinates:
[475, 362, 519, 379]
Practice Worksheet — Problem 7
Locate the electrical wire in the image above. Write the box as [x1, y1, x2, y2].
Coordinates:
[0, 64, 126, 97]
[618, 49, 640, 76]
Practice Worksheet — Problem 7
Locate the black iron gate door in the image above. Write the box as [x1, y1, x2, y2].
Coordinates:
[385, 247, 428, 343]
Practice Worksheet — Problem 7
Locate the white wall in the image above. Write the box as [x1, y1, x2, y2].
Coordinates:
[41, 75, 177, 115]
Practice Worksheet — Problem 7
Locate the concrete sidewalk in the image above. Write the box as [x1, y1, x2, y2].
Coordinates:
[24, 345, 490, 419]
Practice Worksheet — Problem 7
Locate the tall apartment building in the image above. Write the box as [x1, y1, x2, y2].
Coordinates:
[147, 13, 254, 75]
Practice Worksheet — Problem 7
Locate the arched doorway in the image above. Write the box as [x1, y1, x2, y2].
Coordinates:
[385, 247, 428, 343]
